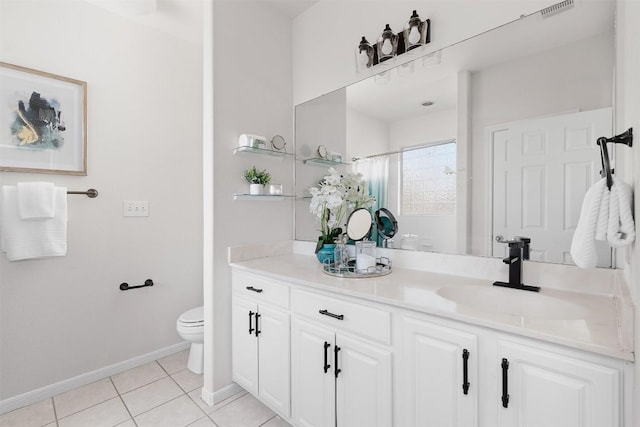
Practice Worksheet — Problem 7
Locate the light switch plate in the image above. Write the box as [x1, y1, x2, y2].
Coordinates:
[123, 200, 149, 217]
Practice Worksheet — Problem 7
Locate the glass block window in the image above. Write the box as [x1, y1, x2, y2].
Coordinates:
[401, 142, 456, 215]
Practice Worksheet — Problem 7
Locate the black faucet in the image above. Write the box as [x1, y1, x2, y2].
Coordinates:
[493, 237, 540, 292]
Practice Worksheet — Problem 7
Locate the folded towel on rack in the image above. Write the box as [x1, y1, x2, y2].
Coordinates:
[570, 177, 635, 268]
[17, 182, 56, 220]
[0, 185, 68, 261]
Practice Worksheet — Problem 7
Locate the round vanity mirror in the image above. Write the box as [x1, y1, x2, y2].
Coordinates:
[375, 208, 398, 239]
[346, 208, 373, 241]
[270, 135, 286, 151]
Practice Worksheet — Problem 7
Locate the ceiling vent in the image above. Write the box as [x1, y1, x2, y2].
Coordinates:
[540, 0, 575, 18]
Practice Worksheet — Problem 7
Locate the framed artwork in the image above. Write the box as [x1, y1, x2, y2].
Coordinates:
[0, 62, 87, 175]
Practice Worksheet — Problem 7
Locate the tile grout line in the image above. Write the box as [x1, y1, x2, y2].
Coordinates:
[258, 415, 278, 426]
[109, 376, 138, 427]
[50, 397, 60, 427]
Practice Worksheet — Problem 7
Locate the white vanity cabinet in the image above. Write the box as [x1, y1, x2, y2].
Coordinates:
[399, 315, 479, 427]
[497, 340, 620, 427]
[290, 289, 392, 427]
[231, 271, 291, 418]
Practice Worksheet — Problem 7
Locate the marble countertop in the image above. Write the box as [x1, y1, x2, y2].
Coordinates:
[230, 253, 634, 362]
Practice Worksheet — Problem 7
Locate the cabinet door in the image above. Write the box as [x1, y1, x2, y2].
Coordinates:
[232, 296, 259, 395]
[335, 333, 392, 427]
[498, 341, 619, 427]
[291, 318, 335, 427]
[401, 316, 478, 427]
[258, 304, 291, 418]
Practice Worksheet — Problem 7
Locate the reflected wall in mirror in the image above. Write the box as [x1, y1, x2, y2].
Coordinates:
[295, 1, 616, 267]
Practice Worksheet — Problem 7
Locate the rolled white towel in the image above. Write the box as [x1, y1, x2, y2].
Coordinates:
[606, 177, 635, 248]
[570, 178, 606, 269]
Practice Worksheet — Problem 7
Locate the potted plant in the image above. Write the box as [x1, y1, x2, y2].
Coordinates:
[244, 166, 271, 195]
[309, 168, 376, 261]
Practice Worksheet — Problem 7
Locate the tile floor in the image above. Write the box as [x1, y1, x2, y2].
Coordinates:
[0, 349, 292, 427]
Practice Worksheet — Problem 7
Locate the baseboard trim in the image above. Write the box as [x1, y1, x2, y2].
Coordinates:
[0, 341, 190, 415]
[202, 382, 243, 406]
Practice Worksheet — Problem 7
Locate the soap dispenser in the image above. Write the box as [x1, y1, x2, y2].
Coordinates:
[376, 24, 398, 63]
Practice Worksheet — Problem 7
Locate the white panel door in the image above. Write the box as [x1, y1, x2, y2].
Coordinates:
[492, 107, 612, 266]
[231, 296, 259, 395]
[258, 304, 291, 418]
[401, 316, 478, 427]
[291, 318, 335, 427]
[335, 333, 392, 427]
[498, 341, 619, 427]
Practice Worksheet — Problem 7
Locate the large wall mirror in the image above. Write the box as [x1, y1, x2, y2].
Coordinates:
[295, 1, 616, 267]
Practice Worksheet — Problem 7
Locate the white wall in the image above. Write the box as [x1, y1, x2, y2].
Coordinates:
[0, 0, 203, 401]
[616, 1, 640, 424]
[346, 107, 389, 161]
[211, 1, 293, 392]
[468, 32, 614, 255]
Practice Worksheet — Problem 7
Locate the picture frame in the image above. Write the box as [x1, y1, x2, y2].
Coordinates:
[0, 62, 87, 175]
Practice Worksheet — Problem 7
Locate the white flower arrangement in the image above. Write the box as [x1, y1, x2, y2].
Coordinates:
[309, 167, 376, 252]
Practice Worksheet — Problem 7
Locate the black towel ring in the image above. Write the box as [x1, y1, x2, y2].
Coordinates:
[597, 128, 633, 190]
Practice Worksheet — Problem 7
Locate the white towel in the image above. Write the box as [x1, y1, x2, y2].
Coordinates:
[570, 177, 635, 268]
[17, 182, 56, 220]
[0, 185, 68, 261]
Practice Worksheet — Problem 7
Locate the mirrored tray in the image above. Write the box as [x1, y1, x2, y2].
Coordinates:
[322, 257, 392, 278]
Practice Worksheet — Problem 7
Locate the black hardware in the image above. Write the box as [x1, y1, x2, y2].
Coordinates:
[493, 237, 540, 292]
[67, 189, 99, 198]
[246, 286, 263, 293]
[248, 311, 254, 335]
[119, 279, 153, 291]
[598, 128, 633, 190]
[334, 345, 342, 378]
[501, 358, 510, 408]
[323, 342, 331, 373]
[462, 349, 470, 395]
[254, 312, 261, 337]
[319, 309, 344, 320]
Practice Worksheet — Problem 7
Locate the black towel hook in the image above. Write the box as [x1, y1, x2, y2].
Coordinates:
[597, 128, 633, 190]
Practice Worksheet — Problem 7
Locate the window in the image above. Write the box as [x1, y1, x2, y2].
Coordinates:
[401, 142, 456, 215]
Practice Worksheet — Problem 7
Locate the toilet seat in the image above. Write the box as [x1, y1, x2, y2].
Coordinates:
[178, 306, 203, 326]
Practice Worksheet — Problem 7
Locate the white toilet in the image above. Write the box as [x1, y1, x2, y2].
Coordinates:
[176, 306, 204, 374]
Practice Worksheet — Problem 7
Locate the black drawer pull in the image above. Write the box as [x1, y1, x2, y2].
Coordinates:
[334, 345, 342, 378]
[323, 342, 331, 373]
[501, 358, 509, 408]
[462, 349, 470, 395]
[248, 311, 254, 335]
[254, 312, 261, 337]
[246, 286, 263, 293]
[319, 309, 344, 320]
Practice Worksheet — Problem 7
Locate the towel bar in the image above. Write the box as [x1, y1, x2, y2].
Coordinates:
[67, 189, 98, 198]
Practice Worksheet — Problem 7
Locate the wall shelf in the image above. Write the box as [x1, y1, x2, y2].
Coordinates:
[303, 158, 351, 167]
[233, 146, 294, 158]
[233, 193, 296, 201]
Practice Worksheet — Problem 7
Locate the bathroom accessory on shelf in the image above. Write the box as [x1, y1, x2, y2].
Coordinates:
[119, 279, 153, 290]
[598, 128, 633, 190]
[67, 188, 98, 198]
[493, 236, 540, 292]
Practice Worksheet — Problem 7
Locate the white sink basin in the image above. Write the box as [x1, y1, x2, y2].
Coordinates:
[436, 285, 589, 319]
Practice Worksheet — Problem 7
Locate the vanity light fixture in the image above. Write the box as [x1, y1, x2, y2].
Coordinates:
[403, 10, 428, 52]
[355, 36, 375, 73]
[377, 24, 398, 63]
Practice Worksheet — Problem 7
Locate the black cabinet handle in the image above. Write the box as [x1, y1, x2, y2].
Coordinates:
[246, 286, 263, 293]
[255, 312, 261, 337]
[501, 358, 510, 408]
[248, 311, 254, 335]
[462, 349, 470, 395]
[319, 309, 344, 320]
[323, 342, 331, 373]
[334, 345, 341, 378]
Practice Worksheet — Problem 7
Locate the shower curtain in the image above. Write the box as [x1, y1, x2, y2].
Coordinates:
[353, 157, 389, 246]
